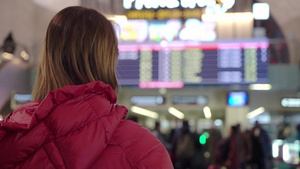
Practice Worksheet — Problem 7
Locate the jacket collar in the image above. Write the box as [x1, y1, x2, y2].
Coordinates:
[0, 81, 117, 140]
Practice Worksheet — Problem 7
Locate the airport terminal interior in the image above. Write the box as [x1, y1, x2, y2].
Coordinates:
[0, 0, 299, 168]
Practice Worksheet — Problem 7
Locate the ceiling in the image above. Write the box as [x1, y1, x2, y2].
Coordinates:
[32, 0, 80, 12]
[31, 0, 300, 64]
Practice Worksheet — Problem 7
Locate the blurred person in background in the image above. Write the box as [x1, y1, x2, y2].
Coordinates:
[126, 115, 139, 123]
[251, 121, 272, 169]
[208, 137, 230, 169]
[250, 124, 264, 169]
[236, 124, 252, 169]
[0, 6, 173, 169]
[152, 121, 172, 151]
[278, 123, 293, 141]
[296, 124, 300, 169]
[296, 123, 300, 140]
[174, 120, 196, 169]
[206, 124, 223, 166]
[224, 125, 241, 169]
[169, 118, 182, 164]
[239, 128, 252, 169]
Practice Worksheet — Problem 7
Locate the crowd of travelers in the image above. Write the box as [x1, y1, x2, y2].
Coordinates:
[152, 120, 275, 169]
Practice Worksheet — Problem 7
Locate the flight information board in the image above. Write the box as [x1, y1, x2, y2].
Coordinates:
[117, 39, 269, 88]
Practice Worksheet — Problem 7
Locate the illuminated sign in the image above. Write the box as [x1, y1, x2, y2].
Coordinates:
[124, 0, 236, 19]
[14, 94, 32, 103]
[281, 98, 300, 108]
[272, 139, 300, 165]
[11, 93, 32, 110]
[227, 91, 248, 107]
[118, 19, 216, 42]
[172, 96, 208, 105]
[216, 0, 223, 5]
[124, 0, 180, 9]
[119, 20, 149, 42]
[117, 38, 269, 87]
[130, 96, 165, 106]
[126, 9, 202, 20]
[253, 3, 270, 20]
[123, 0, 234, 10]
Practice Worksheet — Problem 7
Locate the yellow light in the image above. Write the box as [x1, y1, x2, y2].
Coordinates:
[247, 107, 265, 119]
[249, 84, 272, 90]
[203, 106, 212, 119]
[253, 3, 270, 20]
[202, 12, 253, 22]
[168, 107, 185, 119]
[234, 12, 253, 21]
[216, 0, 223, 5]
[2, 52, 14, 60]
[106, 15, 128, 26]
[20, 51, 29, 61]
[202, 13, 217, 21]
[130, 106, 159, 119]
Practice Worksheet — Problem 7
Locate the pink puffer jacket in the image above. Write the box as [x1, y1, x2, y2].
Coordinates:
[0, 81, 173, 169]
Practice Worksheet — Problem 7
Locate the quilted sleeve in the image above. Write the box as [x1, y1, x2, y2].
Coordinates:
[135, 142, 174, 169]
[113, 120, 174, 169]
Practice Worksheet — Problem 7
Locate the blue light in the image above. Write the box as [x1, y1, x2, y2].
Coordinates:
[227, 91, 248, 107]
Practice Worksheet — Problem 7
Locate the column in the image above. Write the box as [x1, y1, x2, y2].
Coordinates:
[225, 106, 249, 136]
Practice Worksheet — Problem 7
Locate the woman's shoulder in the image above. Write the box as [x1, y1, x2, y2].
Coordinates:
[112, 120, 173, 168]
[113, 120, 159, 147]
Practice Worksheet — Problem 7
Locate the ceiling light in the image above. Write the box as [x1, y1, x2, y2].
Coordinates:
[168, 107, 184, 119]
[249, 84, 272, 90]
[253, 3, 270, 20]
[130, 106, 159, 119]
[2, 52, 14, 60]
[203, 106, 212, 119]
[20, 51, 30, 61]
[247, 107, 265, 119]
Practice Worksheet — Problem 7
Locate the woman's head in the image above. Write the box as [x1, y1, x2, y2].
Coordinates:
[32, 6, 119, 100]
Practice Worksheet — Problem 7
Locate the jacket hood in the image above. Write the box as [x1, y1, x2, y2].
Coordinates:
[0, 81, 122, 141]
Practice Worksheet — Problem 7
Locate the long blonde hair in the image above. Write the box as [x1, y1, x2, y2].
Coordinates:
[32, 6, 119, 100]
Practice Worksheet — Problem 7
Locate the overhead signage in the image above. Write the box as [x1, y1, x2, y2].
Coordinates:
[252, 3, 270, 20]
[14, 94, 32, 103]
[172, 96, 208, 105]
[130, 96, 165, 106]
[117, 38, 269, 87]
[123, 0, 235, 19]
[124, 0, 181, 9]
[227, 91, 248, 107]
[11, 93, 32, 110]
[126, 9, 202, 20]
[281, 98, 300, 108]
[123, 0, 231, 10]
[118, 19, 216, 42]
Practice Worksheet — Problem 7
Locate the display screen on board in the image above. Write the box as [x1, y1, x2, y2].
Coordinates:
[117, 38, 269, 88]
[227, 91, 249, 107]
[117, 19, 216, 42]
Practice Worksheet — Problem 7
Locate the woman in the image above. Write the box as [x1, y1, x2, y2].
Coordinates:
[0, 6, 173, 169]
